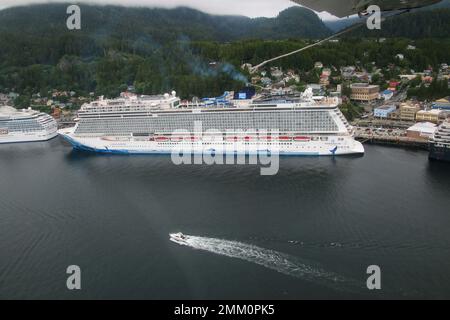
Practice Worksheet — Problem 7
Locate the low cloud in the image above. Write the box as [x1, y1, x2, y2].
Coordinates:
[0, 0, 295, 17]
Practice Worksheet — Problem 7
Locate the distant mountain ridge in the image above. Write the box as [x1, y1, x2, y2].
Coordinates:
[1, 3, 449, 45]
[0, 4, 331, 42]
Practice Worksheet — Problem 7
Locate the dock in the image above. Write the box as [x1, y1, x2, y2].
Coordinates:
[356, 134, 429, 150]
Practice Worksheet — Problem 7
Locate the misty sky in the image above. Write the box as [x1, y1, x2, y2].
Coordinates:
[0, 0, 338, 19]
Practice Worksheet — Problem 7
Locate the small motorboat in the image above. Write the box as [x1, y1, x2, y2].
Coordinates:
[170, 232, 189, 245]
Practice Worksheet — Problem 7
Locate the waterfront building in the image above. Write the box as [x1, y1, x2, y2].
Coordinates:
[350, 83, 380, 102]
[400, 103, 420, 122]
[432, 97, 450, 111]
[374, 105, 396, 118]
[389, 109, 401, 121]
[406, 122, 437, 140]
[416, 110, 444, 124]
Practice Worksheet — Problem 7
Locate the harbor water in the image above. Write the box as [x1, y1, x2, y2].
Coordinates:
[1, 138, 450, 299]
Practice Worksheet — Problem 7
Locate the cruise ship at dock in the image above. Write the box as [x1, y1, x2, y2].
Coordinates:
[0, 106, 58, 144]
[59, 90, 364, 156]
[429, 119, 450, 162]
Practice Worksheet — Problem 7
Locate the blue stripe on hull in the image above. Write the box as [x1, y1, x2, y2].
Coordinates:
[60, 135, 350, 157]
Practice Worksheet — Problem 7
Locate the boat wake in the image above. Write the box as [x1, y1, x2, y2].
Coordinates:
[170, 233, 364, 293]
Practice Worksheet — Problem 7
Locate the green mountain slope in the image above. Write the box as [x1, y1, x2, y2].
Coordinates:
[352, 9, 450, 38]
[0, 3, 449, 102]
[0, 4, 330, 41]
[0, 4, 330, 66]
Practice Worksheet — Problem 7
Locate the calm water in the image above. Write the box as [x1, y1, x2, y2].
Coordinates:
[0, 138, 450, 299]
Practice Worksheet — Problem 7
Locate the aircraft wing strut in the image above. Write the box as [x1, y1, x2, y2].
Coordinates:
[291, 0, 359, 18]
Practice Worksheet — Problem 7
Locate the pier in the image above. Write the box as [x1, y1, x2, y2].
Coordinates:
[356, 134, 429, 150]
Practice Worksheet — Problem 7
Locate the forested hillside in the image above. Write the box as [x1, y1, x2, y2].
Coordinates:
[0, 4, 331, 99]
[0, 4, 449, 102]
[354, 9, 450, 38]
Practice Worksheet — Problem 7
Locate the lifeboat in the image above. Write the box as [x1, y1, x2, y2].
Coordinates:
[293, 136, 311, 142]
[155, 136, 169, 142]
[259, 136, 273, 141]
[226, 136, 240, 142]
[170, 136, 184, 142]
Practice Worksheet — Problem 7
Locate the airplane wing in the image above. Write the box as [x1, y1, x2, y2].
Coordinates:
[291, 0, 359, 18]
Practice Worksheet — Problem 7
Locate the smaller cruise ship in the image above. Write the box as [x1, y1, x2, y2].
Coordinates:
[429, 119, 450, 162]
[0, 106, 58, 144]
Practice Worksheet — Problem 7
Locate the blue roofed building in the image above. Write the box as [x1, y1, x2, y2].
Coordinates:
[432, 97, 450, 110]
[374, 105, 397, 118]
[381, 90, 394, 101]
[233, 87, 256, 100]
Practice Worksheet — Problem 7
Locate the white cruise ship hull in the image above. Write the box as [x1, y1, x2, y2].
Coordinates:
[0, 130, 58, 144]
[59, 129, 364, 156]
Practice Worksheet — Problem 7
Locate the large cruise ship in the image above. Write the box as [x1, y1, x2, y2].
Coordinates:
[59, 90, 364, 156]
[0, 106, 58, 144]
[429, 118, 450, 162]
